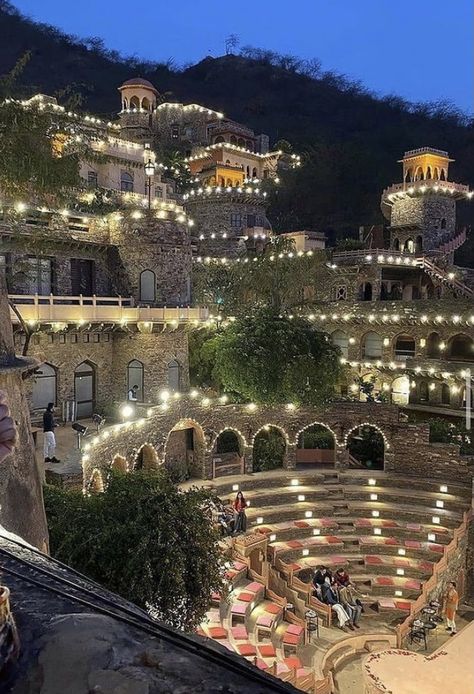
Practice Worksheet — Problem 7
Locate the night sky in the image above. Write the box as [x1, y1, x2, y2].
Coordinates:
[11, 0, 473, 114]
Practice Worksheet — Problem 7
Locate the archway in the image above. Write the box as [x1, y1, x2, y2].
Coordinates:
[141, 97, 150, 111]
[405, 238, 414, 253]
[252, 425, 287, 472]
[296, 423, 336, 467]
[213, 429, 245, 478]
[359, 282, 373, 301]
[164, 419, 206, 481]
[391, 375, 410, 405]
[127, 360, 144, 402]
[74, 360, 96, 418]
[32, 362, 57, 410]
[393, 238, 400, 251]
[346, 425, 385, 470]
[129, 96, 140, 110]
[448, 334, 474, 361]
[441, 383, 451, 406]
[214, 135, 225, 144]
[415, 235, 423, 253]
[88, 469, 104, 493]
[120, 170, 134, 192]
[167, 359, 182, 392]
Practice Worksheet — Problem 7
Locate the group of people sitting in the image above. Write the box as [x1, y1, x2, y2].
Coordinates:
[207, 491, 248, 537]
[313, 566, 366, 632]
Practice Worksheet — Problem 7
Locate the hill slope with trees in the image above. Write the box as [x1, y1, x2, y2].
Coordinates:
[1, 1, 473, 245]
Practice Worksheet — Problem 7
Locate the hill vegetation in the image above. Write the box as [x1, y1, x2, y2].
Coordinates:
[1, 1, 473, 246]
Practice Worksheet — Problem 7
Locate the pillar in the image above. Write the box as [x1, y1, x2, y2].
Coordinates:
[284, 443, 297, 470]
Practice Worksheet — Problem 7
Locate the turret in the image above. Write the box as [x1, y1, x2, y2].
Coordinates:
[381, 148, 470, 254]
[118, 78, 159, 142]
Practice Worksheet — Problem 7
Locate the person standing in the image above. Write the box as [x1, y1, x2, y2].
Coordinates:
[233, 491, 247, 535]
[43, 402, 59, 463]
[127, 384, 139, 401]
[444, 581, 459, 635]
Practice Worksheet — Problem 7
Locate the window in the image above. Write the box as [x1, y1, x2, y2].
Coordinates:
[120, 171, 134, 192]
[70, 334, 78, 344]
[419, 381, 429, 402]
[394, 335, 415, 360]
[83, 334, 90, 343]
[103, 333, 110, 342]
[87, 170, 98, 189]
[140, 270, 156, 303]
[24, 257, 53, 295]
[168, 359, 182, 392]
[155, 186, 163, 198]
[171, 124, 179, 139]
[363, 332, 382, 359]
[441, 384, 450, 405]
[333, 285, 347, 301]
[230, 213, 242, 228]
[92, 333, 100, 343]
[59, 334, 66, 344]
[74, 361, 96, 418]
[127, 360, 144, 402]
[332, 330, 349, 359]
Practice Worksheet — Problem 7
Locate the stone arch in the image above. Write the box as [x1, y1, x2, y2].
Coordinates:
[393, 334, 415, 359]
[405, 238, 415, 253]
[415, 235, 423, 253]
[230, 135, 237, 145]
[32, 362, 57, 410]
[404, 168, 412, 183]
[214, 135, 225, 144]
[130, 95, 140, 110]
[163, 418, 206, 480]
[252, 424, 288, 472]
[167, 359, 182, 392]
[134, 443, 160, 471]
[362, 331, 383, 359]
[345, 424, 386, 470]
[295, 422, 337, 467]
[433, 167, 439, 180]
[331, 330, 349, 359]
[358, 281, 373, 301]
[139, 269, 156, 303]
[212, 428, 246, 477]
[415, 166, 424, 181]
[252, 167, 258, 178]
[141, 96, 151, 111]
[127, 359, 144, 402]
[447, 333, 474, 361]
[426, 166, 432, 179]
[393, 237, 400, 251]
[88, 468, 104, 493]
[237, 138, 245, 147]
[440, 169, 446, 181]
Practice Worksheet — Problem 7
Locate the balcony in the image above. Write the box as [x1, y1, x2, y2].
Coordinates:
[9, 295, 209, 326]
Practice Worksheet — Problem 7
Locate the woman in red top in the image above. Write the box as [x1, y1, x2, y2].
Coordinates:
[233, 491, 247, 534]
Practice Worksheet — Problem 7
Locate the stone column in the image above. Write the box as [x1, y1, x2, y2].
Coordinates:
[243, 445, 253, 474]
[284, 443, 297, 470]
[335, 446, 348, 470]
[0, 274, 49, 550]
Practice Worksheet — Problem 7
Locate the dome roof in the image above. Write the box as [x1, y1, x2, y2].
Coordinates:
[118, 78, 159, 95]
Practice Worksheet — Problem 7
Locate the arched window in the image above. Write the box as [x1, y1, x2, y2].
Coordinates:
[405, 169, 412, 183]
[120, 171, 134, 192]
[141, 97, 150, 111]
[448, 334, 474, 361]
[130, 96, 140, 110]
[393, 238, 400, 251]
[214, 135, 225, 144]
[127, 360, 144, 402]
[74, 360, 96, 418]
[419, 381, 429, 402]
[391, 376, 410, 405]
[362, 332, 382, 359]
[405, 238, 414, 253]
[415, 235, 423, 253]
[441, 218, 447, 230]
[238, 138, 245, 147]
[168, 359, 182, 392]
[441, 383, 451, 405]
[433, 167, 439, 180]
[440, 169, 446, 181]
[32, 363, 57, 410]
[140, 270, 156, 303]
[426, 166, 432, 179]
[358, 282, 372, 301]
[394, 335, 415, 359]
[252, 167, 258, 178]
[426, 332, 440, 357]
[332, 330, 349, 359]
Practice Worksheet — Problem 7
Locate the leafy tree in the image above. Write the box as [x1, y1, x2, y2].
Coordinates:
[428, 418, 474, 455]
[335, 237, 365, 251]
[44, 470, 224, 631]
[210, 308, 342, 405]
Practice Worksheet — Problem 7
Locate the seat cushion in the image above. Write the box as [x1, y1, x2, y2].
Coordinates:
[231, 603, 247, 615]
[265, 603, 281, 615]
[256, 615, 274, 628]
[231, 625, 248, 640]
[208, 626, 227, 639]
[237, 643, 257, 657]
[284, 656, 302, 670]
[286, 624, 304, 636]
[258, 644, 276, 658]
[237, 592, 254, 603]
[246, 581, 263, 593]
[283, 633, 300, 645]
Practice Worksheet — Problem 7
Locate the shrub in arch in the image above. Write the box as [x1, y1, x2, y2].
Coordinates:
[88, 469, 104, 494]
[111, 454, 128, 474]
[135, 443, 161, 471]
[345, 424, 385, 470]
[252, 425, 288, 472]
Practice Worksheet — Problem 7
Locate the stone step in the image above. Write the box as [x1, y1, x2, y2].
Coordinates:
[364, 640, 392, 653]
[327, 644, 356, 671]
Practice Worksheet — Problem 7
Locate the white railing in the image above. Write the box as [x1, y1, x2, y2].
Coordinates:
[9, 294, 209, 324]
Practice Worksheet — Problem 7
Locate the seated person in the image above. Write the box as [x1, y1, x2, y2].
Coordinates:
[313, 566, 332, 588]
[338, 583, 366, 628]
[321, 577, 354, 632]
[334, 567, 351, 588]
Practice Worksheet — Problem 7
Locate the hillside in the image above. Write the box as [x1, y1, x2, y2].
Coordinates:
[1, 1, 474, 249]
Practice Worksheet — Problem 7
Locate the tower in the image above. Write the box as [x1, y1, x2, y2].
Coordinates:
[381, 148, 469, 254]
[118, 78, 159, 143]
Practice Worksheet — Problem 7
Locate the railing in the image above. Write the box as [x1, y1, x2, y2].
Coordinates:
[9, 294, 209, 324]
[395, 508, 472, 647]
[382, 179, 469, 198]
[417, 257, 474, 298]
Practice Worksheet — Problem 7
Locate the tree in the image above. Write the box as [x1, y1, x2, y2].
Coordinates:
[210, 308, 342, 405]
[253, 427, 286, 471]
[44, 470, 224, 631]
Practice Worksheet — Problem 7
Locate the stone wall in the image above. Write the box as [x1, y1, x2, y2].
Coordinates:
[390, 196, 456, 250]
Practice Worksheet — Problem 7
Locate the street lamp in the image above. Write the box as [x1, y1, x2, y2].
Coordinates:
[144, 157, 156, 209]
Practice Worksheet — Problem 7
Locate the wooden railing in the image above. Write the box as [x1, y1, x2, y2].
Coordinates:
[395, 508, 472, 647]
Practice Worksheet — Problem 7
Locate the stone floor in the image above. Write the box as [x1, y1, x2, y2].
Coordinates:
[36, 419, 94, 478]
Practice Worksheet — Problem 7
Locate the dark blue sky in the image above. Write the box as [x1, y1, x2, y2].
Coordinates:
[13, 0, 473, 113]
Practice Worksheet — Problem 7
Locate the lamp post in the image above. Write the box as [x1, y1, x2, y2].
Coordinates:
[144, 156, 156, 210]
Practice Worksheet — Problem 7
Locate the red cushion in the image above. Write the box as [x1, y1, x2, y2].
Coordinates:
[246, 582, 263, 593]
[286, 624, 304, 635]
[283, 633, 300, 645]
[208, 626, 227, 639]
[231, 626, 248, 640]
[326, 536, 342, 544]
[237, 592, 254, 603]
[265, 603, 281, 615]
[287, 540, 303, 548]
[237, 643, 257, 656]
[284, 656, 302, 670]
[294, 521, 310, 528]
[255, 658, 269, 670]
[395, 600, 411, 612]
[258, 644, 276, 657]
